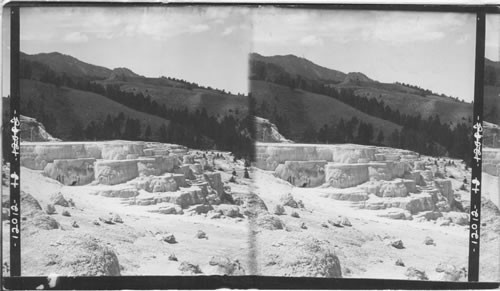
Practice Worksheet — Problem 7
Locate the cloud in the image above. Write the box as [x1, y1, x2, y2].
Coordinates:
[222, 26, 234, 36]
[299, 35, 324, 47]
[63, 31, 89, 43]
[253, 9, 473, 46]
[189, 24, 210, 34]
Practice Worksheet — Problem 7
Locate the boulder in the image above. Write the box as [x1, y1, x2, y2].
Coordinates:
[195, 230, 208, 239]
[391, 240, 405, 249]
[150, 204, 183, 215]
[274, 204, 285, 215]
[443, 212, 469, 226]
[434, 179, 455, 207]
[290, 211, 300, 218]
[395, 259, 405, 267]
[274, 160, 327, 187]
[232, 192, 268, 216]
[62, 210, 71, 217]
[255, 214, 285, 230]
[424, 236, 435, 246]
[46, 204, 56, 215]
[208, 256, 246, 275]
[179, 262, 202, 274]
[280, 193, 299, 208]
[32, 215, 60, 230]
[158, 188, 206, 209]
[50, 192, 69, 207]
[214, 204, 241, 218]
[204, 172, 224, 196]
[43, 158, 96, 185]
[156, 232, 177, 244]
[95, 160, 139, 185]
[405, 267, 428, 280]
[187, 204, 213, 214]
[325, 163, 369, 188]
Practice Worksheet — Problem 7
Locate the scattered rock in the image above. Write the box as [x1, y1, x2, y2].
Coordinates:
[179, 261, 202, 274]
[168, 254, 178, 261]
[328, 217, 343, 228]
[99, 216, 114, 224]
[93, 220, 100, 226]
[273, 204, 285, 215]
[208, 212, 222, 219]
[300, 222, 308, 229]
[297, 200, 305, 208]
[424, 236, 435, 246]
[290, 211, 300, 218]
[255, 214, 285, 230]
[391, 240, 405, 249]
[21, 191, 42, 216]
[443, 212, 469, 226]
[61, 210, 71, 217]
[280, 193, 298, 208]
[187, 204, 213, 215]
[32, 215, 60, 230]
[395, 259, 405, 267]
[340, 216, 352, 227]
[156, 232, 177, 244]
[321, 222, 329, 228]
[208, 256, 246, 275]
[436, 263, 467, 281]
[112, 213, 123, 223]
[405, 267, 428, 280]
[50, 192, 69, 207]
[195, 230, 208, 239]
[45, 204, 56, 215]
[215, 204, 241, 218]
[72, 221, 79, 228]
[68, 198, 75, 207]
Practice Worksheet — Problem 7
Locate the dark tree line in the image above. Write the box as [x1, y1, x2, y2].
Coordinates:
[19, 58, 254, 160]
[251, 62, 473, 164]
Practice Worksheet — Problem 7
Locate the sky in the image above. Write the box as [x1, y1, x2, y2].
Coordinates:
[18, 6, 252, 95]
[252, 8, 476, 102]
[486, 14, 500, 62]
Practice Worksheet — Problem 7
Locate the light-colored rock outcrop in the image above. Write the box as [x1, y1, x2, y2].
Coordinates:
[274, 160, 326, 187]
[95, 159, 139, 185]
[43, 158, 96, 185]
[325, 163, 369, 188]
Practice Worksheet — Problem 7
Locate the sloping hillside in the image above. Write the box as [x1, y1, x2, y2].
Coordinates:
[251, 53, 472, 126]
[250, 53, 346, 84]
[20, 79, 171, 140]
[98, 78, 248, 119]
[251, 80, 401, 142]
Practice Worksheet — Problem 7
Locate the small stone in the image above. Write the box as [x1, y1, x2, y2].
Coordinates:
[280, 193, 298, 208]
[290, 211, 300, 218]
[99, 216, 114, 224]
[395, 259, 405, 267]
[68, 198, 75, 207]
[424, 236, 435, 246]
[300, 222, 307, 229]
[156, 232, 177, 244]
[168, 253, 178, 261]
[50, 192, 69, 207]
[196, 230, 208, 239]
[391, 240, 405, 249]
[273, 204, 285, 215]
[405, 267, 428, 280]
[61, 210, 71, 217]
[179, 261, 202, 274]
[297, 200, 305, 208]
[46, 204, 56, 215]
[93, 220, 100, 226]
[112, 213, 123, 223]
[328, 217, 343, 228]
[321, 223, 329, 228]
[340, 216, 352, 227]
[71, 221, 79, 228]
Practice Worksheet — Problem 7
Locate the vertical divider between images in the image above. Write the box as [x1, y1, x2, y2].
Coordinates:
[9, 5, 21, 277]
[468, 9, 486, 282]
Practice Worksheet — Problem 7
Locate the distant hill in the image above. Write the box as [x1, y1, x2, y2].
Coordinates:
[17, 51, 253, 157]
[250, 53, 473, 162]
[251, 53, 472, 126]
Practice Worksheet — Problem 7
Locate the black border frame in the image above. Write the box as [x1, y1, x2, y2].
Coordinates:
[2, 2, 500, 289]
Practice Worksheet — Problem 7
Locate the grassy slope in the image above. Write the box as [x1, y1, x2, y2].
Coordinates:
[251, 80, 401, 142]
[21, 79, 171, 139]
[353, 85, 472, 126]
[98, 79, 249, 120]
